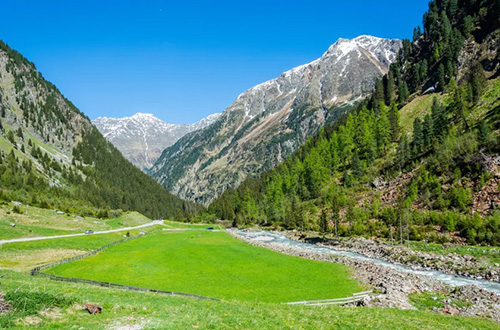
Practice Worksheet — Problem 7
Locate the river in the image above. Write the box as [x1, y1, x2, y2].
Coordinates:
[234, 229, 500, 295]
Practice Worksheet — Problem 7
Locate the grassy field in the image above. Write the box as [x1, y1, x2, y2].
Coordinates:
[0, 202, 152, 240]
[399, 93, 446, 134]
[406, 241, 500, 266]
[0, 272, 498, 329]
[163, 220, 221, 229]
[47, 230, 361, 303]
[0, 226, 162, 272]
[106, 212, 152, 229]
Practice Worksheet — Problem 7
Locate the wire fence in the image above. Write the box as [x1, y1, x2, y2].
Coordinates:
[30, 229, 218, 301]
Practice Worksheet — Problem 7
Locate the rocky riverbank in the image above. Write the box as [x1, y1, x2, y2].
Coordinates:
[227, 229, 500, 322]
[286, 232, 500, 282]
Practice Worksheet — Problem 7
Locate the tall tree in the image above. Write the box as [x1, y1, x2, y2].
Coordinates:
[331, 195, 341, 239]
[373, 79, 385, 110]
[376, 103, 392, 154]
[385, 70, 396, 105]
[320, 209, 328, 239]
[389, 104, 401, 142]
[412, 118, 424, 155]
[438, 63, 446, 91]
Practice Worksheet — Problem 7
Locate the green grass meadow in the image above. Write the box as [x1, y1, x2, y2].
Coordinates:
[48, 230, 361, 303]
[0, 226, 162, 272]
[0, 272, 498, 330]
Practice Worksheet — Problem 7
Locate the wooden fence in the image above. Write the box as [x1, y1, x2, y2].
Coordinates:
[285, 290, 373, 306]
[30, 229, 218, 301]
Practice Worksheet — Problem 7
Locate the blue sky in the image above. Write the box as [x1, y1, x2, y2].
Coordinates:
[0, 1, 428, 124]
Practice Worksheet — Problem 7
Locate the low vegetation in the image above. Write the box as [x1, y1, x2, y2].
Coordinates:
[0, 272, 498, 329]
[47, 230, 361, 302]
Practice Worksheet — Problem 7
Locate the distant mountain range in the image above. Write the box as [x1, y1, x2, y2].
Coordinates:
[149, 35, 402, 204]
[93, 112, 221, 170]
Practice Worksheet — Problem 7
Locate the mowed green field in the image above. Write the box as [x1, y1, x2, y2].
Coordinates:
[2, 272, 498, 330]
[0, 226, 162, 272]
[47, 230, 361, 302]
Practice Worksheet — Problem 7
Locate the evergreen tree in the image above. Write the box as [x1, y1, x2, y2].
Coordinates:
[376, 103, 392, 154]
[385, 70, 396, 105]
[477, 120, 490, 146]
[389, 104, 401, 142]
[420, 59, 428, 81]
[423, 114, 434, 148]
[470, 62, 486, 104]
[431, 98, 448, 140]
[396, 135, 411, 170]
[438, 63, 446, 91]
[412, 118, 424, 155]
[373, 79, 385, 110]
[398, 81, 409, 104]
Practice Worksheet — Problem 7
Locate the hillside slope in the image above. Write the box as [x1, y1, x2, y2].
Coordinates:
[150, 36, 402, 205]
[0, 41, 200, 219]
[209, 0, 500, 246]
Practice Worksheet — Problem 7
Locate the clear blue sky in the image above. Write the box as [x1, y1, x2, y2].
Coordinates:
[1, 0, 428, 124]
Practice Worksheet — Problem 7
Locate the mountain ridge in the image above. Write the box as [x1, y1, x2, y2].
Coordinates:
[0, 40, 201, 219]
[150, 35, 402, 205]
[93, 112, 221, 170]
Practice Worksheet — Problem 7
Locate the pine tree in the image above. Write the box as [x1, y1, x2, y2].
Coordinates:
[470, 62, 486, 104]
[438, 63, 446, 91]
[389, 104, 401, 142]
[420, 59, 428, 81]
[423, 114, 434, 148]
[431, 98, 448, 140]
[373, 79, 385, 110]
[477, 120, 490, 146]
[398, 81, 409, 104]
[412, 118, 424, 155]
[441, 11, 452, 44]
[385, 70, 396, 105]
[396, 135, 411, 170]
[452, 85, 470, 131]
[376, 103, 392, 154]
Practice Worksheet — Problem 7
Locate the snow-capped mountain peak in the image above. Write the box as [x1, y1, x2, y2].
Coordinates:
[150, 35, 402, 205]
[93, 112, 221, 170]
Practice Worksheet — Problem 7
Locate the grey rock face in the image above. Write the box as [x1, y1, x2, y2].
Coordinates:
[150, 35, 402, 205]
[93, 112, 221, 170]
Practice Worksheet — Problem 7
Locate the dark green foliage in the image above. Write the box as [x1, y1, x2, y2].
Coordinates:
[389, 104, 401, 142]
[477, 120, 491, 146]
[470, 62, 487, 104]
[412, 118, 424, 155]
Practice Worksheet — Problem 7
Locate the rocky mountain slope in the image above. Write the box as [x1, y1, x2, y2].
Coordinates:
[150, 35, 402, 205]
[0, 40, 200, 219]
[93, 112, 221, 170]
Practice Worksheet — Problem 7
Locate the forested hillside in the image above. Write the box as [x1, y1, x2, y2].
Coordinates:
[0, 41, 202, 219]
[209, 0, 500, 245]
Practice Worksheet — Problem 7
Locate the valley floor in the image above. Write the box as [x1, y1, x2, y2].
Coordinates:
[0, 220, 499, 329]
